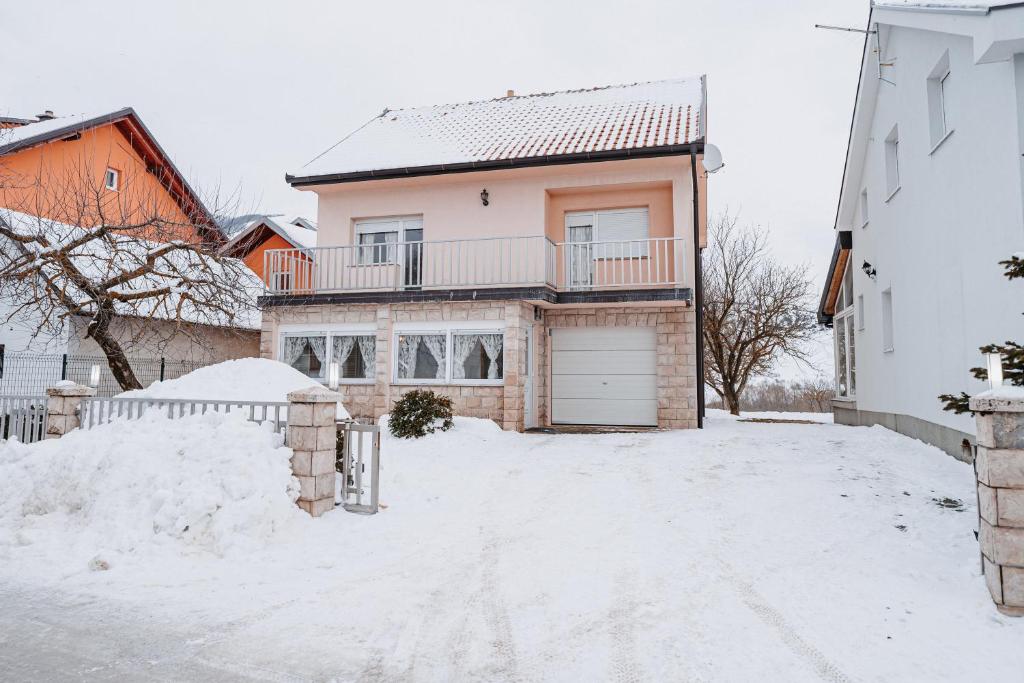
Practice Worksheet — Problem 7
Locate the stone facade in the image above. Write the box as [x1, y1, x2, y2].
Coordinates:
[261, 300, 697, 431]
[287, 385, 342, 517]
[970, 391, 1024, 616]
[45, 382, 96, 438]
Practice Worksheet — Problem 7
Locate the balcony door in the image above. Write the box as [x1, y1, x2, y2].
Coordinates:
[355, 216, 423, 289]
[564, 208, 650, 290]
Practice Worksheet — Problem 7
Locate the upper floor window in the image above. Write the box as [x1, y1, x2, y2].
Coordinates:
[104, 167, 119, 191]
[859, 189, 869, 228]
[355, 216, 422, 265]
[927, 52, 952, 150]
[565, 207, 650, 257]
[884, 125, 900, 199]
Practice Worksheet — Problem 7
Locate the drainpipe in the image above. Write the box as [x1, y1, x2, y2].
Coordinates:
[690, 153, 705, 428]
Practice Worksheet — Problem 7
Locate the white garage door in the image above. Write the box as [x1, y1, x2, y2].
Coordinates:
[550, 327, 658, 426]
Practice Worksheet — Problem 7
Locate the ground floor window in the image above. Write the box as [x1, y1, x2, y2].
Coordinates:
[395, 329, 504, 385]
[834, 262, 856, 398]
[281, 332, 376, 382]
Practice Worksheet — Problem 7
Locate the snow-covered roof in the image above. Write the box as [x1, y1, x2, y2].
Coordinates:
[220, 215, 317, 257]
[0, 109, 133, 154]
[0, 108, 221, 243]
[874, 0, 1016, 13]
[0, 209, 262, 330]
[291, 77, 706, 183]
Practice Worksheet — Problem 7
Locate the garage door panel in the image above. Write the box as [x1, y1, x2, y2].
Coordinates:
[551, 373, 656, 400]
[550, 327, 658, 427]
[551, 350, 656, 374]
[551, 399, 658, 426]
[550, 327, 657, 351]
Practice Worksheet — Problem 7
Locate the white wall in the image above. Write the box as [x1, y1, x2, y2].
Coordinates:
[841, 24, 1024, 436]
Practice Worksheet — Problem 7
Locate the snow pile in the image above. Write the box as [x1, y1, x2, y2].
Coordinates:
[0, 410, 304, 571]
[121, 357, 350, 419]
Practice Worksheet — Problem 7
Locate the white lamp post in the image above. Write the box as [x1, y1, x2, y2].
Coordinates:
[328, 362, 340, 390]
[88, 364, 101, 388]
[987, 353, 1004, 389]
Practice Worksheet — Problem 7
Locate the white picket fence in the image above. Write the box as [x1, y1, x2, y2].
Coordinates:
[79, 397, 291, 434]
[0, 395, 48, 444]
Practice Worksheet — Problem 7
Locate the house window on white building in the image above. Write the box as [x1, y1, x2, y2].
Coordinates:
[860, 189, 869, 227]
[884, 125, 900, 199]
[280, 332, 376, 382]
[834, 262, 857, 399]
[394, 329, 504, 385]
[881, 288, 895, 352]
[927, 52, 952, 150]
[857, 294, 865, 330]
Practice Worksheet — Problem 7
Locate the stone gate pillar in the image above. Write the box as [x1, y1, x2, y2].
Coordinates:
[287, 385, 343, 517]
[970, 390, 1024, 616]
[45, 382, 96, 439]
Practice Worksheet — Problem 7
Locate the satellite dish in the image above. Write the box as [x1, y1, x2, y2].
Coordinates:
[702, 143, 725, 174]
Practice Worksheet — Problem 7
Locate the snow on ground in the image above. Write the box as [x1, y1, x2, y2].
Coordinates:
[1, 414, 1022, 681]
[120, 357, 350, 419]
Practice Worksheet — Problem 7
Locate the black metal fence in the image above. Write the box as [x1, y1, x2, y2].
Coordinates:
[0, 351, 217, 397]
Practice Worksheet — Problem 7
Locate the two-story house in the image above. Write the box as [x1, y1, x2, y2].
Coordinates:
[259, 78, 708, 431]
[818, 1, 1024, 459]
[0, 108, 260, 362]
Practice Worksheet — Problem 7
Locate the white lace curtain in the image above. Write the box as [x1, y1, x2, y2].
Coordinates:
[356, 336, 376, 379]
[332, 336, 356, 370]
[282, 336, 308, 367]
[307, 337, 327, 367]
[421, 335, 446, 380]
[480, 334, 503, 380]
[451, 335, 477, 380]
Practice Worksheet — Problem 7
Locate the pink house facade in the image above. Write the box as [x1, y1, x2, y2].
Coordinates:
[260, 78, 709, 431]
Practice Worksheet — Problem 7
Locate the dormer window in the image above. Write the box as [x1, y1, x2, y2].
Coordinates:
[104, 168, 119, 191]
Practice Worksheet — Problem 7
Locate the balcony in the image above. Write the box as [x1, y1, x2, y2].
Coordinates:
[262, 235, 688, 303]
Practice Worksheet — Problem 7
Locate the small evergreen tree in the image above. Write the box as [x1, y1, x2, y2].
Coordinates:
[939, 255, 1024, 414]
[389, 389, 454, 439]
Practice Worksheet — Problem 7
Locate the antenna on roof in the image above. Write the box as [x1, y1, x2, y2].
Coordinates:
[814, 24, 876, 34]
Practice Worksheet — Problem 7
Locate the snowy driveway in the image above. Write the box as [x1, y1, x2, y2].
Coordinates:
[2, 413, 1022, 681]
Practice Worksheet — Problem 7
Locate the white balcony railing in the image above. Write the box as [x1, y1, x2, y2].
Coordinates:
[263, 235, 685, 295]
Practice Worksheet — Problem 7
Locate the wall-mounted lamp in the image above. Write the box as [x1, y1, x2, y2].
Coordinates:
[862, 261, 877, 280]
[480, 188, 489, 206]
[328, 361, 340, 390]
[88, 364, 101, 388]
[987, 353, 1004, 389]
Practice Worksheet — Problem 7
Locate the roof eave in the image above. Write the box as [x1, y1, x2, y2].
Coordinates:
[286, 141, 706, 188]
[817, 230, 853, 325]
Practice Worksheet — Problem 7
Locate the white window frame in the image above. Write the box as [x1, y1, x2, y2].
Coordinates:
[565, 207, 650, 257]
[278, 327, 377, 385]
[860, 188, 869, 228]
[354, 216, 422, 266]
[881, 288, 895, 353]
[834, 262, 857, 399]
[104, 167, 119, 191]
[392, 326, 505, 387]
[884, 125, 900, 200]
[927, 52, 953, 152]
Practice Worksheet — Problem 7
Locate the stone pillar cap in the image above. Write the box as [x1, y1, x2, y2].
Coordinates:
[970, 386, 1024, 414]
[287, 385, 344, 403]
[46, 381, 97, 397]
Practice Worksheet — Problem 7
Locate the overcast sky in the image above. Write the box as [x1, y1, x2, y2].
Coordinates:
[2, 0, 869, 377]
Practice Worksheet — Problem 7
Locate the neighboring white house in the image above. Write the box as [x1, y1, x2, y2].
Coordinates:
[818, 0, 1024, 459]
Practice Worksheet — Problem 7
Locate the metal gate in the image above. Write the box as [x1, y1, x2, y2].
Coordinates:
[338, 422, 381, 514]
[0, 395, 48, 444]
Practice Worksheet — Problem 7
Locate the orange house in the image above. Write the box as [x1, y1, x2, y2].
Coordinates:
[0, 108, 258, 360]
[0, 108, 221, 244]
[220, 215, 317, 283]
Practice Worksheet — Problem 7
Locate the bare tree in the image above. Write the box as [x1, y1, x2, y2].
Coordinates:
[702, 212, 818, 415]
[0, 150, 259, 390]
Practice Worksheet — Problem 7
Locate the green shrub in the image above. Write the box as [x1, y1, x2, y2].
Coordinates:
[389, 389, 454, 439]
